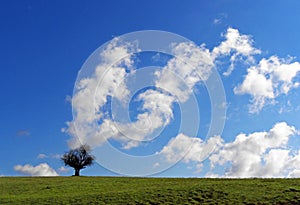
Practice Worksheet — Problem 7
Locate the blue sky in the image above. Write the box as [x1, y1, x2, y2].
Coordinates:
[1, 0, 300, 177]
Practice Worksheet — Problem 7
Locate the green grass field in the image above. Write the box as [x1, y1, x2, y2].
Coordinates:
[1, 177, 300, 204]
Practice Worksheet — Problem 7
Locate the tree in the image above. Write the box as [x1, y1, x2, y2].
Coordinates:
[61, 145, 95, 176]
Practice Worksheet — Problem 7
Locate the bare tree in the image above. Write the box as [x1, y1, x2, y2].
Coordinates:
[61, 145, 95, 176]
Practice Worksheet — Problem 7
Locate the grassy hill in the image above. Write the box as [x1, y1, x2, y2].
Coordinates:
[1, 177, 300, 204]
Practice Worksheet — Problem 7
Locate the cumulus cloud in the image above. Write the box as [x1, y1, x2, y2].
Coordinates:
[159, 133, 223, 168]
[155, 42, 214, 102]
[110, 89, 176, 148]
[157, 122, 300, 178]
[209, 122, 299, 178]
[14, 163, 58, 176]
[213, 27, 261, 76]
[234, 56, 300, 113]
[64, 38, 139, 148]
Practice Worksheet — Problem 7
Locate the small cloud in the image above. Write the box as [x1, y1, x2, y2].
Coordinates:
[14, 163, 59, 176]
[194, 164, 203, 173]
[151, 52, 170, 63]
[152, 52, 161, 62]
[16, 129, 30, 137]
[58, 166, 69, 173]
[65, 95, 72, 104]
[37, 153, 61, 159]
[294, 82, 300, 88]
[213, 18, 222, 25]
[37, 154, 48, 159]
[51, 154, 62, 159]
[213, 13, 227, 25]
[278, 100, 293, 114]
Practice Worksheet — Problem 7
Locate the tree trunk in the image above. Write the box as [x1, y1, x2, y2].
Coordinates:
[74, 169, 80, 176]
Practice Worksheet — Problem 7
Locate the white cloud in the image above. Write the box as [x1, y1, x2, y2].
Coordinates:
[37, 153, 62, 159]
[156, 42, 214, 102]
[213, 27, 261, 76]
[235, 56, 300, 113]
[158, 122, 300, 178]
[65, 95, 72, 104]
[14, 163, 58, 176]
[85, 89, 176, 150]
[205, 172, 220, 178]
[263, 149, 290, 177]
[58, 166, 69, 173]
[159, 133, 223, 167]
[213, 18, 222, 25]
[209, 122, 298, 178]
[288, 169, 300, 178]
[51, 154, 62, 159]
[37, 153, 47, 159]
[64, 37, 139, 148]
[234, 67, 274, 112]
[110, 90, 176, 147]
[213, 13, 227, 25]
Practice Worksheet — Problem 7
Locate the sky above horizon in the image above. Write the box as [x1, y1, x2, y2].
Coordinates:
[1, 0, 300, 177]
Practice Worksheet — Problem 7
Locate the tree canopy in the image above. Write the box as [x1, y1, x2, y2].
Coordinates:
[61, 145, 95, 176]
